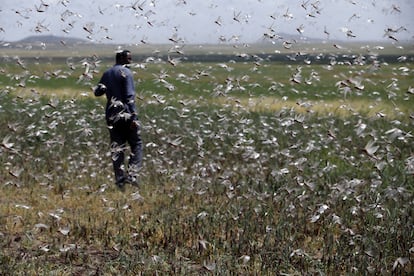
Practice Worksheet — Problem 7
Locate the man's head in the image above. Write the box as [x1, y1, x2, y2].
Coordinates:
[116, 50, 132, 65]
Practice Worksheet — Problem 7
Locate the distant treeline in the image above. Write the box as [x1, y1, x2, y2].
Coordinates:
[92, 53, 414, 66]
[5, 53, 413, 65]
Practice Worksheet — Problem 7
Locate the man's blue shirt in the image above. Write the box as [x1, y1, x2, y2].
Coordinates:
[95, 64, 137, 123]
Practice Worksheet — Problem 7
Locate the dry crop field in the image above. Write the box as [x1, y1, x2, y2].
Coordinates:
[0, 43, 413, 274]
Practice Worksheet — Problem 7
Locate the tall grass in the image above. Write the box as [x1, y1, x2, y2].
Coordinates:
[0, 53, 413, 274]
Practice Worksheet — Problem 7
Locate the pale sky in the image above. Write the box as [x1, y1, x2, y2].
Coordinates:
[1, 0, 413, 44]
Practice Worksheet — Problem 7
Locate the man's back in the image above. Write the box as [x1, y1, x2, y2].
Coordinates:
[96, 64, 136, 124]
[100, 65, 131, 100]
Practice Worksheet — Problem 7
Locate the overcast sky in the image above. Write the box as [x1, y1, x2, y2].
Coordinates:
[1, 0, 413, 44]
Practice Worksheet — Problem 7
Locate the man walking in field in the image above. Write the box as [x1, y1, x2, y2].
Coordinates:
[94, 50, 143, 189]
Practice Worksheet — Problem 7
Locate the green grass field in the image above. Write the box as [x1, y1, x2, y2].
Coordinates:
[0, 44, 413, 274]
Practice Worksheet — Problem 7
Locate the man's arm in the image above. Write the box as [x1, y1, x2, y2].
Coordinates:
[94, 71, 108, 96]
[123, 68, 137, 121]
